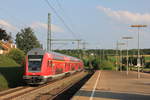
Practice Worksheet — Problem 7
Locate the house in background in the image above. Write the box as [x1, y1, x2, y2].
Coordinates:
[0, 40, 16, 54]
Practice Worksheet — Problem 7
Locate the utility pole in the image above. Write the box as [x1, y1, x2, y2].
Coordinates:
[77, 40, 80, 49]
[80, 41, 88, 58]
[102, 49, 105, 60]
[81, 41, 88, 50]
[47, 13, 51, 52]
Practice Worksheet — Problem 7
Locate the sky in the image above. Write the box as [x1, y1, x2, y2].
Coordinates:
[0, 0, 150, 50]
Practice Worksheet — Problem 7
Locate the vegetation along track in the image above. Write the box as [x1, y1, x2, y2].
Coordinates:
[0, 71, 90, 100]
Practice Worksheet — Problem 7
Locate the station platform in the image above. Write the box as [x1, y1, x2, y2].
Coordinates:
[72, 70, 150, 100]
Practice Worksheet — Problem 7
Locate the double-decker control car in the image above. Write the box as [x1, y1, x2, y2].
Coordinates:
[23, 48, 83, 84]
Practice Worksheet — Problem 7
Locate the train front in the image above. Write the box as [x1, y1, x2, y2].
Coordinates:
[23, 48, 46, 84]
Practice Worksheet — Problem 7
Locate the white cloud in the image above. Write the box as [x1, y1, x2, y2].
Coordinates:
[97, 6, 150, 24]
[31, 22, 64, 33]
[0, 20, 17, 31]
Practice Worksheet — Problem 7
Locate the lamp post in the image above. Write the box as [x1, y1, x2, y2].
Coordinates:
[130, 25, 147, 79]
[117, 42, 126, 72]
[115, 41, 119, 71]
[122, 37, 133, 75]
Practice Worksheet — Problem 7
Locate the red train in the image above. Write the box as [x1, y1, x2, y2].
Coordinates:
[23, 48, 84, 84]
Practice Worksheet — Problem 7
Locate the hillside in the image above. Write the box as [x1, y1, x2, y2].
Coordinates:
[0, 55, 24, 91]
[0, 55, 19, 67]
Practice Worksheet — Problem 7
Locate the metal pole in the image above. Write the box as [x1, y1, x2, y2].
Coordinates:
[137, 27, 140, 79]
[130, 24, 147, 79]
[116, 41, 118, 71]
[126, 40, 129, 75]
[102, 49, 105, 60]
[122, 37, 133, 75]
[77, 40, 80, 58]
[120, 48, 122, 72]
[118, 42, 125, 72]
[47, 13, 51, 51]
[77, 40, 80, 49]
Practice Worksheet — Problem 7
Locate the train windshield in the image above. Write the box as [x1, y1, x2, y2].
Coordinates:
[28, 55, 43, 72]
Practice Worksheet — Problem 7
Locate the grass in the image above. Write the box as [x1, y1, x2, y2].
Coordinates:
[0, 55, 24, 91]
[0, 75, 8, 91]
[0, 55, 19, 67]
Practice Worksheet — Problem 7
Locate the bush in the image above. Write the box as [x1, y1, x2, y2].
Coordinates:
[145, 62, 150, 68]
[91, 58, 100, 70]
[100, 60, 115, 70]
[83, 58, 89, 67]
[7, 48, 25, 65]
[0, 55, 19, 67]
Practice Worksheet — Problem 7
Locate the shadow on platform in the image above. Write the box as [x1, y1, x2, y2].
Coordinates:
[76, 90, 150, 100]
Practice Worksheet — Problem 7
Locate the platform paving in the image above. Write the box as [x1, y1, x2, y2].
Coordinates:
[72, 70, 150, 100]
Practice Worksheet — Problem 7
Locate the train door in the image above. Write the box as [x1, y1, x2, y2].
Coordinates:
[65, 62, 69, 72]
[51, 60, 55, 75]
[75, 63, 77, 70]
[76, 63, 79, 70]
[47, 60, 53, 75]
[71, 63, 75, 71]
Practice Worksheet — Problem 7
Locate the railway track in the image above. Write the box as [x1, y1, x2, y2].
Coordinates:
[0, 86, 34, 100]
[0, 71, 88, 100]
[0, 86, 29, 97]
[52, 71, 94, 100]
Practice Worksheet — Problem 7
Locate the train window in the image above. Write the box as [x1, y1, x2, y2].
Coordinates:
[28, 55, 43, 72]
[28, 55, 43, 59]
[28, 60, 42, 72]
[52, 63, 55, 67]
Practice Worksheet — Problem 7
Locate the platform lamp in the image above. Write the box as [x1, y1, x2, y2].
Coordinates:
[130, 25, 147, 79]
[117, 42, 126, 72]
[122, 37, 133, 75]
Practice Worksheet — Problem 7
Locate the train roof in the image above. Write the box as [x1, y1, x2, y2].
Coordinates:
[27, 48, 81, 61]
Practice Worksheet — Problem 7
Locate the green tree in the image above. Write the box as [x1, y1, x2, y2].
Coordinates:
[0, 28, 11, 41]
[15, 27, 41, 53]
[7, 48, 25, 65]
[100, 60, 115, 70]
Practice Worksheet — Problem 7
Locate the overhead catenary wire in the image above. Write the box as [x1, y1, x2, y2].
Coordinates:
[0, 7, 30, 42]
[54, 0, 82, 38]
[0, 7, 28, 29]
[55, 0, 71, 21]
[44, 0, 78, 39]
